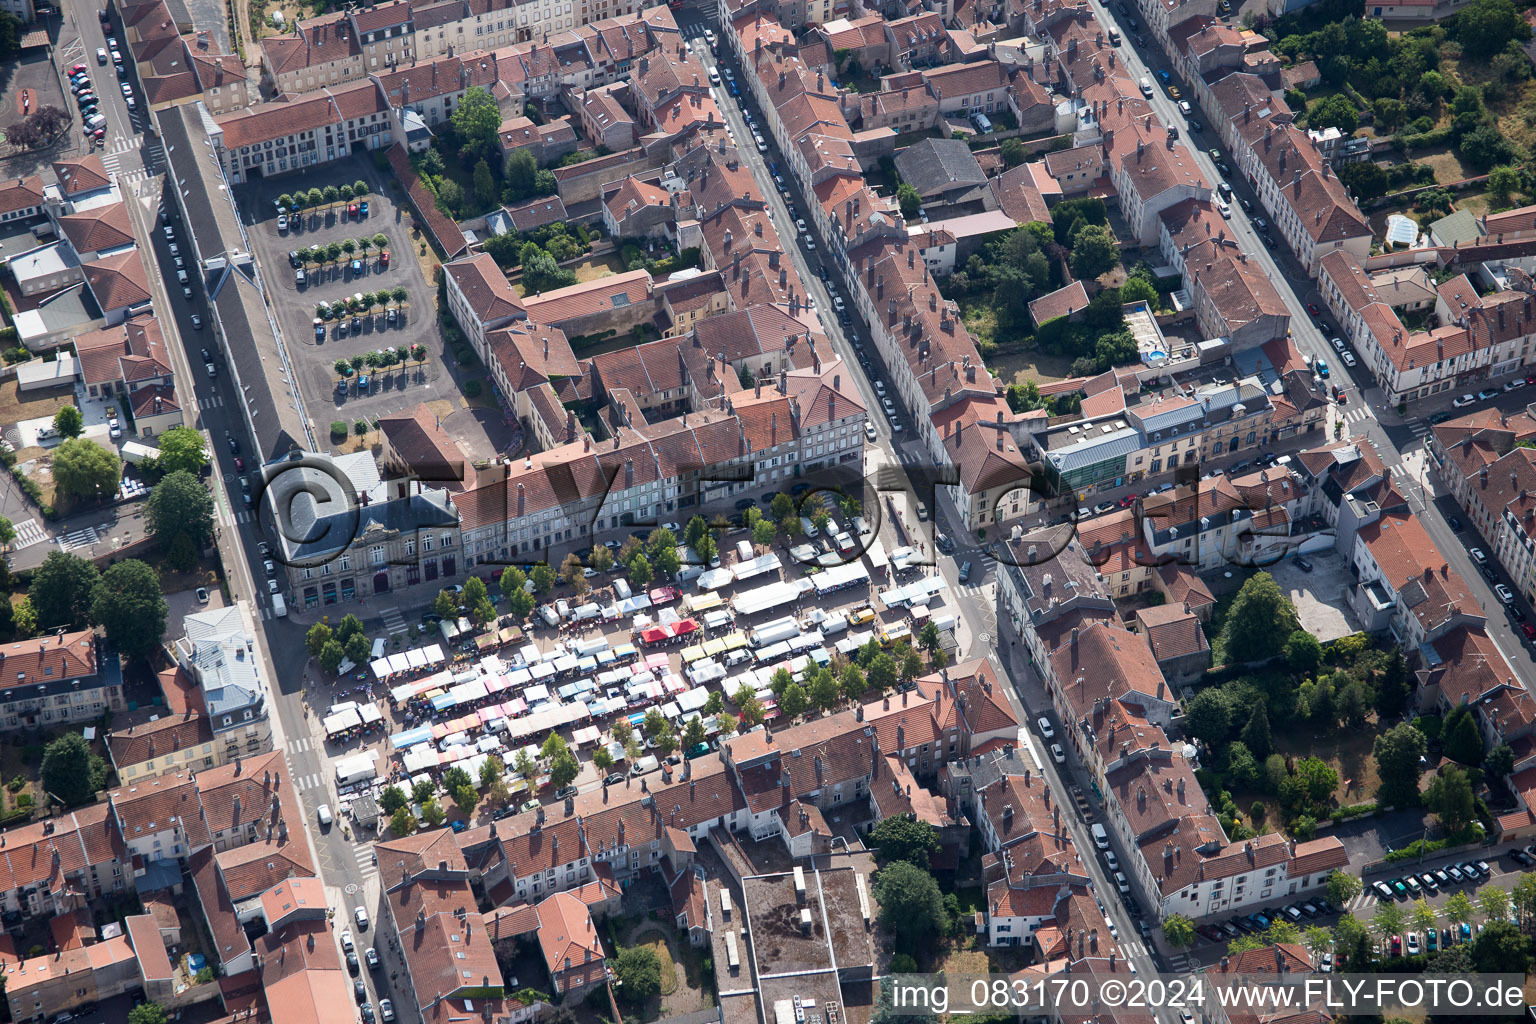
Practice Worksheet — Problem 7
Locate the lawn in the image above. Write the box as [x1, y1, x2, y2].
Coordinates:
[509, 253, 621, 297]
[1271, 721, 1383, 808]
[1413, 146, 1473, 186]
[631, 934, 679, 996]
[988, 346, 1075, 387]
[0, 378, 74, 428]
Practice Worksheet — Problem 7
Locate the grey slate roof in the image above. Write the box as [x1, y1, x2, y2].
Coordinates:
[894, 138, 988, 198]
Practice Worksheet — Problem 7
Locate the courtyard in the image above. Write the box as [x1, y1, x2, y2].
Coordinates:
[234, 152, 515, 463]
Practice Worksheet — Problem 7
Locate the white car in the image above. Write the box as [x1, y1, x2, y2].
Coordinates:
[340, 930, 355, 952]
[1104, 850, 1119, 871]
[1114, 871, 1130, 894]
[1406, 932, 1420, 955]
[1216, 198, 1231, 218]
[1453, 393, 1477, 407]
[1471, 547, 1487, 564]
[1507, 378, 1527, 391]
[1341, 351, 1357, 368]
[277, 213, 289, 232]
[355, 906, 369, 930]
[1037, 716, 1055, 740]
[1050, 743, 1065, 764]
[1331, 337, 1345, 352]
[661, 521, 681, 534]
[1497, 583, 1515, 604]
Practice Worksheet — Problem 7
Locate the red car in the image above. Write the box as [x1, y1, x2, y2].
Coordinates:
[71, 62, 87, 74]
[1527, 374, 1536, 385]
[379, 250, 390, 267]
[1521, 622, 1536, 640]
[1307, 303, 1320, 316]
[1390, 935, 1402, 956]
[233, 456, 245, 472]
[1119, 494, 1137, 507]
[348, 203, 358, 217]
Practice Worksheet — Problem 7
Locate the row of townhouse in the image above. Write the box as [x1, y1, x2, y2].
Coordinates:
[1429, 406, 1536, 607]
[260, 0, 668, 97]
[995, 503, 1349, 921]
[217, 8, 689, 184]
[1317, 249, 1536, 404]
[727, 13, 1044, 533]
[1193, 71, 1371, 277]
[119, 0, 251, 115]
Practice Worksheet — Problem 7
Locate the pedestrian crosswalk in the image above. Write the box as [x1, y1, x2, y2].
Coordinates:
[288, 736, 315, 755]
[9, 518, 45, 550]
[1404, 417, 1429, 438]
[1340, 406, 1375, 427]
[58, 525, 99, 551]
[379, 606, 407, 636]
[199, 395, 225, 410]
[292, 771, 324, 792]
[352, 843, 378, 881]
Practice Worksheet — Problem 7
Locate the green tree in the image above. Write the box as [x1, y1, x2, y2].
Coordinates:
[128, 1004, 168, 1024]
[505, 149, 538, 201]
[868, 817, 940, 868]
[1479, 884, 1511, 924]
[896, 183, 922, 218]
[451, 86, 502, 157]
[1221, 572, 1301, 662]
[1376, 649, 1411, 719]
[733, 685, 765, 728]
[473, 158, 498, 206]
[146, 470, 215, 550]
[704, 690, 725, 716]
[779, 682, 808, 719]
[500, 567, 536, 621]
[1375, 722, 1428, 807]
[390, 806, 417, 836]
[808, 669, 841, 713]
[317, 639, 346, 674]
[1408, 897, 1438, 939]
[53, 437, 121, 503]
[770, 493, 795, 522]
[682, 715, 707, 750]
[1371, 901, 1406, 942]
[155, 425, 209, 475]
[1424, 765, 1476, 834]
[592, 746, 615, 775]
[1471, 919, 1528, 973]
[1456, 0, 1529, 60]
[873, 861, 947, 949]
[1068, 223, 1119, 280]
[866, 652, 897, 692]
[614, 946, 662, 1003]
[1326, 870, 1362, 906]
[381, 785, 407, 815]
[1307, 93, 1360, 133]
[90, 559, 167, 660]
[1184, 688, 1232, 746]
[840, 663, 867, 701]
[1442, 706, 1486, 765]
[434, 589, 461, 621]
[305, 622, 333, 658]
[752, 518, 777, 548]
[52, 404, 83, 439]
[1000, 138, 1026, 167]
[29, 551, 100, 629]
[1241, 704, 1273, 759]
[1487, 164, 1522, 207]
[1162, 913, 1196, 949]
[421, 798, 446, 828]
[344, 632, 371, 666]
[530, 562, 556, 594]
[41, 732, 106, 806]
[653, 543, 681, 579]
[1284, 630, 1322, 675]
[628, 553, 653, 587]
[1442, 890, 1475, 934]
[1486, 743, 1515, 779]
[1295, 756, 1338, 803]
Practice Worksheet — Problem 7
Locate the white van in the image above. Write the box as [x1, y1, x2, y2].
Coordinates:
[737, 539, 753, 562]
[631, 754, 661, 777]
[1139, 77, 1153, 97]
[800, 516, 819, 538]
[1092, 823, 1110, 850]
[539, 605, 560, 627]
[272, 593, 288, 617]
[555, 598, 570, 619]
[371, 637, 387, 660]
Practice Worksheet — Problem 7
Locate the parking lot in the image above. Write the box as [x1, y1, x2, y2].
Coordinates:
[0, 54, 68, 137]
[1265, 551, 1358, 643]
[236, 153, 507, 456]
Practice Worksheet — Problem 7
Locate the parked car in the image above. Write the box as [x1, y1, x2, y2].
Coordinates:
[1453, 394, 1478, 407]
